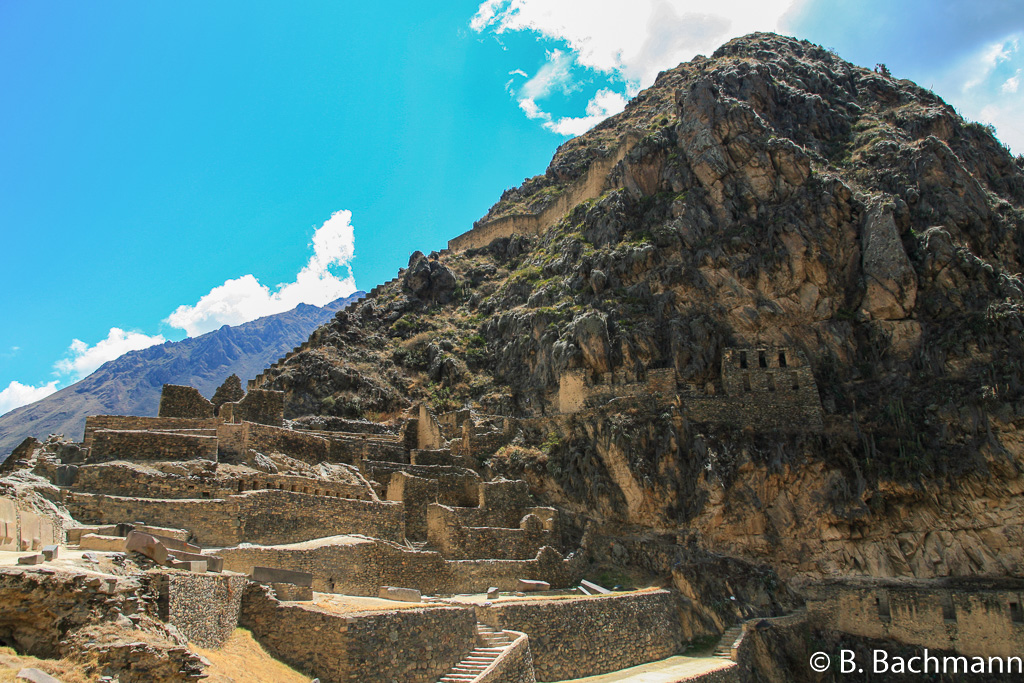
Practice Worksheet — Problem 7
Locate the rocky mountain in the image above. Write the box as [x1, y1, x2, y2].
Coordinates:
[0, 292, 363, 457]
[254, 33, 1024, 583]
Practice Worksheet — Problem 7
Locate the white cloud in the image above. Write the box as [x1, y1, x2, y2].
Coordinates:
[164, 209, 358, 337]
[1002, 69, 1021, 94]
[543, 88, 629, 136]
[0, 380, 61, 415]
[930, 33, 1024, 153]
[54, 328, 166, 380]
[471, 0, 797, 135]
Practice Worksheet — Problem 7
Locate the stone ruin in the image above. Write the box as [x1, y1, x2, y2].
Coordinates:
[2, 374, 1013, 682]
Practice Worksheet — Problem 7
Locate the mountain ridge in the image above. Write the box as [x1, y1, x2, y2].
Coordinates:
[0, 292, 362, 457]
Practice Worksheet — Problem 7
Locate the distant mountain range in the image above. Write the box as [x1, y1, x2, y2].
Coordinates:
[0, 292, 363, 457]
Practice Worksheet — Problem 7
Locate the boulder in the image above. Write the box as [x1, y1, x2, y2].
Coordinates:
[378, 586, 422, 602]
[125, 531, 169, 565]
[517, 579, 550, 592]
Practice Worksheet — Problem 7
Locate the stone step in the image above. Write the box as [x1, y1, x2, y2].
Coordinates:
[713, 625, 745, 659]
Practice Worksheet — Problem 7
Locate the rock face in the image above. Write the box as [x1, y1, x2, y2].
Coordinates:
[253, 33, 1024, 584]
[0, 293, 363, 458]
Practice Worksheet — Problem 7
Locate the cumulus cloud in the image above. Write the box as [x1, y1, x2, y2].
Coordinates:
[543, 88, 629, 136]
[471, 0, 797, 136]
[54, 328, 166, 380]
[164, 210, 358, 337]
[0, 380, 61, 415]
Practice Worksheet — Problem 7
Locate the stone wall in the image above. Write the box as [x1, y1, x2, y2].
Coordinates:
[65, 490, 404, 547]
[88, 430, 219, 462]
[558, 368, 677, 415]
[152, 572, 247, 648]
[223, 389, 284, 427]
[427, 504, 557, 560]
[417, 404, 445, 450]
[71, 462, 374, 501]
[241, 422, 330, 462]
[803, 580, 1024, 659]
[219, 538, 581, 597]
[158, 385, 215, 419]
[477, 631, 536, 683]
[240, 583, 476, 683]
[0, 496, 61, 552]
[476, 589, 685, 681]
[83, 416, 217, 448]
[387, 471, 438, 542]
[448, 134, 638, 252]
[362, 461, 480, 507]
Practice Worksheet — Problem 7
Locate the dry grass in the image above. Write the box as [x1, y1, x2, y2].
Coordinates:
[193, 629, 311, 683]
[0, 647, 92, 683]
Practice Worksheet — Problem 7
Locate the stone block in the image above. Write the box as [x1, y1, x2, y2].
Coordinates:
[79, 534, 127, 552]
[169, 549, 223, 573]
[487, 587, 501, 599]
[144, 532, 200, 554]
[249, 566, 312, 587]
[517, 579, 550, 592]
[272, 582, 313, 601]
[169, 559, 208, 573]
[17, 554, 44, 565]
[41, 545, 59, 561]
[67, 526, 118, 544]
[378, 586, 421, 603]
[82, 552, 99, 564]
[135, 525, 190, 542]
[16, 668, 63, 683]
[125, 531, 169, 564]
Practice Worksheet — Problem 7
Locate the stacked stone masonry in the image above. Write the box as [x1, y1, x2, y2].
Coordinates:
[240, 583, 476, 683]
[219, 538, 581, 597]
[153, 572, 247, 648]
[804, 581, 1024, 658]
[476, 590, 685, 681]
[64, 489, 404, 547]
[158, 385, 215, 419]
[89, 430, 219, 463]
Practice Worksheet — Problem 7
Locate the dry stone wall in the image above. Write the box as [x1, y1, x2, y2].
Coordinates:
[427, 504, 558, 560]
[89, 430, 219, 463]
[158, 385, 215, 419]
[804, 580, 1024, 658]
[152, 572, 247, 648]
[241, 422, 330, 462]
[222, 389, 285, 427]
[240, 583, 476, 683]
[219, 538, 580, 597]
[64, 490, 404, 547]
[476, 589, 684, 681]
[477, 631, 537, 683]
[83, 416, 217, 448]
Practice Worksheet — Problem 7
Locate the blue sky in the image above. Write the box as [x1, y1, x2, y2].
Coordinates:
[1, 0, 1022, 414]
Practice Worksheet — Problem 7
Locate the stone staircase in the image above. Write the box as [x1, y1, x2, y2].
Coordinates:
[438, 623, 512, 682]
[713, 624, 745, 661]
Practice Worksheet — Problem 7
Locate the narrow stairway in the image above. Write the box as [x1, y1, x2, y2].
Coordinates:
[438, 623, 512, 682]
[713, 624, 745, 660]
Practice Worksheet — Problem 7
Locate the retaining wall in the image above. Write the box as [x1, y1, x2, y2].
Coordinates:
[64, 490, 404, 547]
[240, 583, 476, 683]
[89, 430, 219, 462]
[475, 589, 684, 681]
[83, 416, 217, 448]
[153, 572, 247, 648]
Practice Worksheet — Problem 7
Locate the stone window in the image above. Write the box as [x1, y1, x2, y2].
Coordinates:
[778, 351, 788, 367]
[739, 351, 748, 369]
[766, 373, 776, 392]
[791, 372, 800, 390]
[742, 374, 751, 392]
[758, 350, 767, 368]
[1011, 601, 1024, 623]
[941, 594, 956, 622]
[876, 593, 891, 620]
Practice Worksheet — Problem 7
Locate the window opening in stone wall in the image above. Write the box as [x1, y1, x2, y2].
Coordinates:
[778, 351, 787, 367]
[743, 374, 751, 392]
[237, 482, 245, 493]
[1011, 601, 1024, 623]
[791, 372, 800, 390]
[876, 594, 891, 620]
[766, 373, 776, 392]
[940, 594, 956, 621]
[758, 350, 767, 368]
[740, 351, 748, 369]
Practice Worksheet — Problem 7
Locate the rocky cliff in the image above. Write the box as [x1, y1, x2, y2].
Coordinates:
[0, 293, 363, 457]
[252, 33, 1024, 583]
